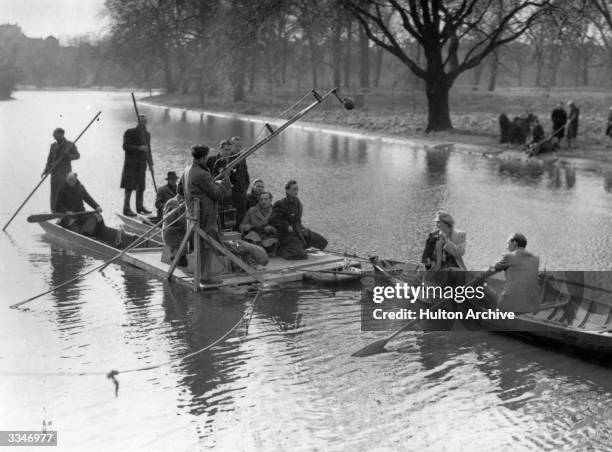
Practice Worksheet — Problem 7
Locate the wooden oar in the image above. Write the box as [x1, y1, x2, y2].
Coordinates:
[3, 111, 101, 232]
[27, 211, 94, 223]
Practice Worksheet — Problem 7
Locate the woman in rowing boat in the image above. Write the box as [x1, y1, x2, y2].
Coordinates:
[421, 211, 467, 271]
[240, 191, 278, 255]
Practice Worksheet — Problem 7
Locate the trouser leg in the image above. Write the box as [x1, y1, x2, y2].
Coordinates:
[123, 190, 134, 214]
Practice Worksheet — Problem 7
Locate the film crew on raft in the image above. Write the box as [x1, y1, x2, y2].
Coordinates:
[229, 136, 250, 227]
[54, 172, 104, 237]
[178, 144, 231, 284]
[154, 171, 179, 221]
[239, 191, 279, 255]
[162, 193, 188, 267]
[246, 178, 265, 209]
[477, 233, 540, 313]
[421, 211, 467, 271]
[121, 114, 154, 217]
[42, 127, 80, 212]
[269, 180, 328, 260]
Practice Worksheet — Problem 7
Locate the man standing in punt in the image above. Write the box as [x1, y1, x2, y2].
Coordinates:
[43, 128, 80, 212]
[121, 114, 153, 217]
[269, 180, 327, 260]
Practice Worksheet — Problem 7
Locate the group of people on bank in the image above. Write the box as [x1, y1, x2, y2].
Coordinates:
[421, 211, 540, 314]
[499, 100, 580, 156]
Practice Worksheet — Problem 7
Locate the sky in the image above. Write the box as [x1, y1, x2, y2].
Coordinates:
[1, 0, 108, 42]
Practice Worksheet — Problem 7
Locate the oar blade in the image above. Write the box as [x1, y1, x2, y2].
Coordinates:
[27, 213, 60, 223]
[351, 338, 392, 357]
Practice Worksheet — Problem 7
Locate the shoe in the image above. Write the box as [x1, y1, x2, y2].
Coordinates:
[137, 207, 152, 214]
[200, 277, 223, 285]
[123, 209, 137, 217]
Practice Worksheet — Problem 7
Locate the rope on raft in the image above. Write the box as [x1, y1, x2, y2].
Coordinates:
[3, 290, 262, 397]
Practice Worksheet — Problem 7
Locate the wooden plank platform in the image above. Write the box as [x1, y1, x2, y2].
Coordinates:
[121, 248, 349, 290]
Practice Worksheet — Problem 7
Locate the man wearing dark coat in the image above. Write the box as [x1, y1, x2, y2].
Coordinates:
[566, 100, 580, 148]
[155, 171, 178, 221]
[55, 172, 104, 237]
[269, 180, 328, 260]
[121, 114, 153, 216]
[551, 102, 568, 140]
[178, 145, 231, 283]
[43, 128, 80, 212]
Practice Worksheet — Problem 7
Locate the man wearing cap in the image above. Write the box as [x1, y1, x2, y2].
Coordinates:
[178, 145, 231, 283]
[421, 211, 467, 271]
[121, 114, 153, 217]
[479, 233, 540, 313]
[155, 171, 179, 221]
[42, 128, 80, 212]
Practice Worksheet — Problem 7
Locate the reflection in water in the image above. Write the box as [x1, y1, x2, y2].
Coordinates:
[161, 283, 247, 418]
[47, 247, 86, 331]
[497, 159, 544, 185]
[255, 286, 303, 331]
[424, 147, 450, 186]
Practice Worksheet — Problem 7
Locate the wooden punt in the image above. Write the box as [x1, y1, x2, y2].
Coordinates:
[303, 264, 362, 284]
[116, 212, 162, 242]
[37, 220, 162, 259]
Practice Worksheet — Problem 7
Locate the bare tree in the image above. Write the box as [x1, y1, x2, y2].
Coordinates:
[342, 0, 552, 131]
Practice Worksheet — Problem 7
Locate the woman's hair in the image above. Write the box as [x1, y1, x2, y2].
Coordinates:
[258, 191, 272, 201]
[285, 179, 298, 190]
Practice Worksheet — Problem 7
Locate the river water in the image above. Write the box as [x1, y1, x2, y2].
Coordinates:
[1, 90, 612, 451]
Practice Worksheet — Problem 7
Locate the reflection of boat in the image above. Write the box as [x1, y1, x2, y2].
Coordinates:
[38, 220, 162, 259]
[468, 274, 612, 361]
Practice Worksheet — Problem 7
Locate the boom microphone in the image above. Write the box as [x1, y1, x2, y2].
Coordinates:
[342, 98, 355, 110]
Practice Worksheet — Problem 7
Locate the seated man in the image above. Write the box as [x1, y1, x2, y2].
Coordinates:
[240, 191, 278, 255]
[162, 194, 188, 266]
[479, 233, 540, 313]
[421, 211, 466, 271]
[54, 172, 104, 236]
[155, 171, 179, 221]
[269, 179, 328, 260]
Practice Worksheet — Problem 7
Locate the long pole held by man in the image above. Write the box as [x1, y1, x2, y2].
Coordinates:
[2, 110, 101, 232]
[122, 93, 157, 217]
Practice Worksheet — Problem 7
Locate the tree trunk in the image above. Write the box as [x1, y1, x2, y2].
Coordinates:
[373, 47, 383, 87]
[161, 50, 175, 93]
[424, 73, 452, 132]
[487, 51, 499, 92]
[471, 64, 483, 90]
[359, 22, 370, 88]
[332, 15, 342, 88]
[344, 17, 352, 89]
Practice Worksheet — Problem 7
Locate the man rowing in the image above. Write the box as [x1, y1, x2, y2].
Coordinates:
[42, 128, 80, 212]
[479, 233, 540, 313]
[54, 172, 104, 237]
[269, 179, 327, 260]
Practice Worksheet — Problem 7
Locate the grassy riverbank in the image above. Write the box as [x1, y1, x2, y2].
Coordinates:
[147, 86, 612, 164]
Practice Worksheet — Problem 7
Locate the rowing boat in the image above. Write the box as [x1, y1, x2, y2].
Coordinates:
[37, 220, 162, 259]
[467, 274, 612, 360]
[116, 212, 162, 242]
[370, 262, 612, 360]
